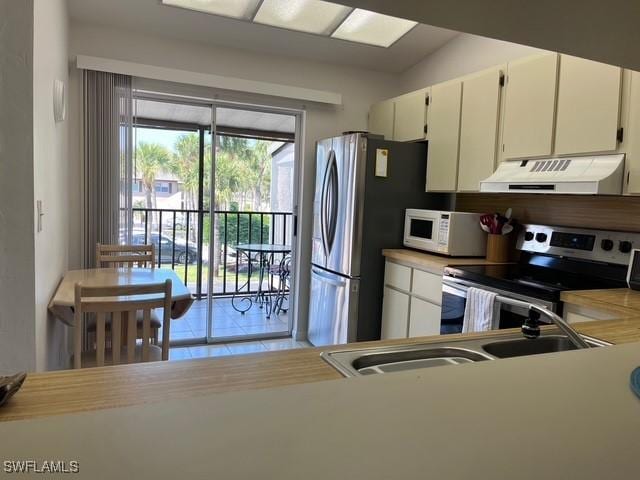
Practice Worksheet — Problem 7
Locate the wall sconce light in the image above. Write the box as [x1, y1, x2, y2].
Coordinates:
[53, 79, 66, 122]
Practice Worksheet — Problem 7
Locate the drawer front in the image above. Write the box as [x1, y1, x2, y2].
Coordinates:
[409, 297, 442, 337]
[381, 287, 410, 339]
[384, 261, 412, 291]
[411, 269, 443, 305]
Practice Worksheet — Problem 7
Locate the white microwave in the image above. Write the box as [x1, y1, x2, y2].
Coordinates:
[403, 209, 487, 256]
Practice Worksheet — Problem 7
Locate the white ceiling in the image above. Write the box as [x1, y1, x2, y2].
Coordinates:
[67, 0, 459, 73]
[336, 0, 640, 72]
[135, 99, 296, 133]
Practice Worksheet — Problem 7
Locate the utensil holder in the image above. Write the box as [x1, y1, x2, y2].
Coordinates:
[486, 234, 511, 262]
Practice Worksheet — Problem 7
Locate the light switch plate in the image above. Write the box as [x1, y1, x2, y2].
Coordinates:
[375, 148, 388, 177]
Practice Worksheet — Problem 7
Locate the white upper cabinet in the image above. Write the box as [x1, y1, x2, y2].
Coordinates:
[623, 70, 640, 194]
[502, 53, 559, 160]
[457, 66, 504, 192]
[393, 89, 428, 142]
[426, 80, 462, 192]
[554, 54, 622, 155]
[368, 99, 395, 140]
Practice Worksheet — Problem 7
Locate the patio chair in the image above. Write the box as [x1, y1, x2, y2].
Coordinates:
[72, 280, 172, 368]
[269, 254, 291, 316]
[91, 243, 160, 345]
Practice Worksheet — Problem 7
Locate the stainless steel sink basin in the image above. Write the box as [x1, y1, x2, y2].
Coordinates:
[481, 335, 606, 359]
[321, 330, 610, 377]
[351, 347, 492, 375]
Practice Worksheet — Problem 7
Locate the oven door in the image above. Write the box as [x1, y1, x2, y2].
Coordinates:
[440, 277, 557, 334]
[404, 212, 442, 252]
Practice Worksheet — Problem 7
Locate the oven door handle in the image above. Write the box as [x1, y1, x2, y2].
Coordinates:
[442, 282, 467, 298]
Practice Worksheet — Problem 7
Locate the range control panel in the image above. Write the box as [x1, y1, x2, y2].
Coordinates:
[517, 224, 640, 265]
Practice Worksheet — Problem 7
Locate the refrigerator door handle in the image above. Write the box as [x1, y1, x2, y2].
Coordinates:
[320, 150, 335, 258]
[325, 153, 339, 255]
[311, 267, 346, 287]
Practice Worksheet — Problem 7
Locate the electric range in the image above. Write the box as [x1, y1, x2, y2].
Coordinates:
[440, 224, 639, 333]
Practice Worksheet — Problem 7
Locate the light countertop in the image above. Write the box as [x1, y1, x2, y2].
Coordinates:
[382, 248, 509, 274]
[3, 319, 640, 423]
[561, 288, 640, 316]
[1, 340, 639, 479]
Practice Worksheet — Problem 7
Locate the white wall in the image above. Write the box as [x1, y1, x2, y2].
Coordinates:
[67, 23, 399, 340]
[33, 0, 70, 371]
[399, 33, 547, 94]
[0, 0, 37, 375]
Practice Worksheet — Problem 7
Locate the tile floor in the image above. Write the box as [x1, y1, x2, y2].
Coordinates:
[163, 296, 290, 342]
[168, 337, 312, 361]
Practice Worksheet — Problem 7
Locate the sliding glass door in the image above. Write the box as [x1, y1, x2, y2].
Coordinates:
[207, 106, 297, 342]
[127, 93, 300, 346]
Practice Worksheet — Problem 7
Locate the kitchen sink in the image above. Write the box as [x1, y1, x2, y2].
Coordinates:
[321, 331, 611, 377]
[481, 335, 605, 359]
[351, 347, 492, 375]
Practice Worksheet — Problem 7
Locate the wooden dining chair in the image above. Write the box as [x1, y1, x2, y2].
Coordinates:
[94, 243, 160, 345]
[73, 280, 172, 369]
[96, 243, 155, 268]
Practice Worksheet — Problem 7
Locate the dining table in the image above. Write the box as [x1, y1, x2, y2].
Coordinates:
[48, 267, 194, 326]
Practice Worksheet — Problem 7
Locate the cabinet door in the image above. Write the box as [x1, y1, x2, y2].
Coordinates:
[408, 297, 441, 337]
[393, 90, 427, 142]
[380, 287, 409, 340]
[502, 53, 559, 160]
[625, 70, 640, 193]
[458, 67, 504, 191]
[368, 100, 395, 140]
[554, 55, 622, 155]
[426, 81, 462, 192]
[384, 261, 411, 292]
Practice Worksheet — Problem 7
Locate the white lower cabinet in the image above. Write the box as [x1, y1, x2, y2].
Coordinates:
[380, 260, 443, 340]
[381, 287, 410, 339]
[409, 297, 442, 337]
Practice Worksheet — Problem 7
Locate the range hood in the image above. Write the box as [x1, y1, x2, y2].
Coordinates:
[480, 154, 625, 195]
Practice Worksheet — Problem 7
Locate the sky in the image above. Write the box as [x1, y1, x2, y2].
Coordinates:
[135, 127, 198, 152]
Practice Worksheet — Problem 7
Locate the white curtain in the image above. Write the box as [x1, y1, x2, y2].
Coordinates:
[81, 70, 133, 267]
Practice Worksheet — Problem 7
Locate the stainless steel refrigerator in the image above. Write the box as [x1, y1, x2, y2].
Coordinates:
[307, 132, 449, 346]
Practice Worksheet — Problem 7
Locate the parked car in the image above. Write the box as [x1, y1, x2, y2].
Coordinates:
[131, 231, 198, 265]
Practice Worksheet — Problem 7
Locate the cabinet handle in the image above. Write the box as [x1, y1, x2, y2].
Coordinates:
[424, 124, 428, 134]
[617, 127, 624, 143]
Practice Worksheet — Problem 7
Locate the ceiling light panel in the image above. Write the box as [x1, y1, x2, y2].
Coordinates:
[161, 0, 261, 20]
[254, 0, 352, 35]
[331, 9, 418, 47]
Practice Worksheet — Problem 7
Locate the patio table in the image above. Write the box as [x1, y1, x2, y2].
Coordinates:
[49, 268, 194, 326]
[232, 244, 291, 318]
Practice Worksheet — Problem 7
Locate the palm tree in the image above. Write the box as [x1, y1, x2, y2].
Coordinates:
[135, 142, 170, 209]
[170, 134, 200, 211]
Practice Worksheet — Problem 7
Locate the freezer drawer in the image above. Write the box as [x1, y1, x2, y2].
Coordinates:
[308, 266, 359, 346]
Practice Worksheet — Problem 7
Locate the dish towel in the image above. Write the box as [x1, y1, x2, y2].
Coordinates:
[462, 287, 498, 333]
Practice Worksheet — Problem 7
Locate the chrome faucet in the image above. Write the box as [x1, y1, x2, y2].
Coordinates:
[488, 294, 589, 349]
[521, 304, 590, 349]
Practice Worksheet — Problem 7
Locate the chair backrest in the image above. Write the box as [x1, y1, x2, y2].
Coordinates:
[73, 280, 172, 369]
[96, 243, 155, 268]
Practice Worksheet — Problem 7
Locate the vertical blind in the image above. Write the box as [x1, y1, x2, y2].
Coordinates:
[82, 70, 133, 267]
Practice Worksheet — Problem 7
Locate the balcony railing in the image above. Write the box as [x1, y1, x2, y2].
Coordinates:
[130, 207, 293, 298]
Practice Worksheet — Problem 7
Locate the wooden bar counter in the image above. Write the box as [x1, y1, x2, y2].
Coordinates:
[2, 318, 640, 423]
